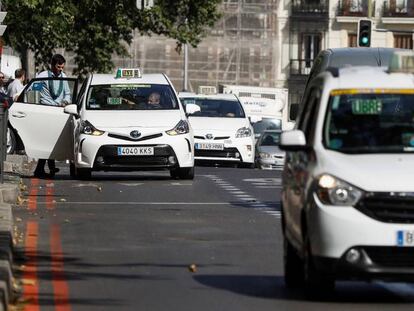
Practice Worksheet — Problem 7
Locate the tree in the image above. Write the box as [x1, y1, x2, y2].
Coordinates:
[2, 0, 221, 75]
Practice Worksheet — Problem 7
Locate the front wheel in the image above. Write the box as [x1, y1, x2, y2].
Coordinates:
[284, 235, 304, 288]
[170, 167, 194, 180]
[303, 234, 335, 298]
[75, 167, 92, 180]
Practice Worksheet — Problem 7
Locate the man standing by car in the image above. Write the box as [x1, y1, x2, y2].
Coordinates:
[7, 69, 25, 101]
[33, 54, 71, 178]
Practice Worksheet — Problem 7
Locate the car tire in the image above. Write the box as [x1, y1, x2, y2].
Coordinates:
[69, 162, 76, 178]
[238, 162, 255, 169]
[170, 168, 179, 179]
[6, 126, 16, 155]
[303, 234, 335, 298]
[178, 167, 194, 180]
[76, 167, 92, 180]
[284, 235, 304, 288]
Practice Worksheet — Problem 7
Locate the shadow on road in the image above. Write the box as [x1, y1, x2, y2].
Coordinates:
[193, 274, 414, 303]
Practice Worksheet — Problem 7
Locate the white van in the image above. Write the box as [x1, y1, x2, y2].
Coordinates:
[280, 55, 414, 294]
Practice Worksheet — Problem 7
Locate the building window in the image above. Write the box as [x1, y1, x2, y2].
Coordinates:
[349, 0, 364, 12]
[348, 33, 357, 47]
[395, 0, 408, 13]
[394, 34, 413, 49]
[301, 33, 321, 70]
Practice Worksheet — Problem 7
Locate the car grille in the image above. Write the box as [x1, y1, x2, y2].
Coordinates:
[195, 147, 241, 159]
[194, 136, 230, 140]
[107, 133, 163, 142]
[355, 192, 414, 223]
[364, 246, 414, 268]
[94, 144, 175, 168]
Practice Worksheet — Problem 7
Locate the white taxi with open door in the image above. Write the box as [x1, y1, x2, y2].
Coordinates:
[9, 68, 195, 179]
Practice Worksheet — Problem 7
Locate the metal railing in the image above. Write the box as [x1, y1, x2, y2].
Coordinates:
[291, 0, 329, 14]
[337, 0, 370, 16]
[383, 0, 414, 17]
[289, 59, 314, 76]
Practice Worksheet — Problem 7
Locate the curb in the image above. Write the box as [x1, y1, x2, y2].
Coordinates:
[0, 155, 24, 311]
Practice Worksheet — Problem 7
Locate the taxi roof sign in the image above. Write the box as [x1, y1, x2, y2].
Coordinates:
[115, 68, 142, 79]
[389, 51, 414, 73]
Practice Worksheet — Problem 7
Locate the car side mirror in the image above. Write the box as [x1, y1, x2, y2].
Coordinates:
[64, 104, 79, 118]
[185, 103, 201, 116]
[279, 130, 310, 151]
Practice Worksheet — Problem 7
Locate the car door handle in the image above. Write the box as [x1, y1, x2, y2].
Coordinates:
[11, 112, 26, 118]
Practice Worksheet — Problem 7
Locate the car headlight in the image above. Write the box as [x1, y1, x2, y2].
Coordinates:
[80, 120, 105, 136]
[236, 127, 252, 138]
[316, 174, 363, 206]
[166, 120, 189, 136]
[259, 152, 271, 159]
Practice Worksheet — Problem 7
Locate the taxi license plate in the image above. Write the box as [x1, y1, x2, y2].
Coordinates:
[195, 143, 224, 150]
[397, 230, 414, 246]
[117, 147, 154, 156]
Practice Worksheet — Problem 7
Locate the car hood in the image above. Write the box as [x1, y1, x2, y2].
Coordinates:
[257, 146, 284, 155]
[317, 150, 414, 192]
[189, 117, 249, 131]
[83, 110, 182, 130]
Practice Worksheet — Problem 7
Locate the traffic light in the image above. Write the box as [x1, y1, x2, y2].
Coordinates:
[358, 19, 372, 47]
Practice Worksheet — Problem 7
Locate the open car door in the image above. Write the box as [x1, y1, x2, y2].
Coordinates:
[9, 77, 78, 160]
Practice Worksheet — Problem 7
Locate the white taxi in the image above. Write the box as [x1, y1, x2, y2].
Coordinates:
[9, 68, 194, 179]
[179, 94, 255, 167]
[280, 52, 414, 294]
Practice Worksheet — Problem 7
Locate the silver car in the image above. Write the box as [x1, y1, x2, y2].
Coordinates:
[255, 130, 285, 169]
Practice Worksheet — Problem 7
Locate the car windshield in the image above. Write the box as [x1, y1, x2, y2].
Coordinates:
[180, 97, 245, 118]
[324, 90, 414, 153]
[87, 84, 179, 110]
[260, 132, 281, 146]
[252, 118, 282, 136]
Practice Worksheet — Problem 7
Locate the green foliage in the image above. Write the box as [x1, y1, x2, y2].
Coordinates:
[2, 0, 221, 76]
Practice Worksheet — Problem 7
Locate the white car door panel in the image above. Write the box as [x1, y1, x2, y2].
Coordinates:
[9, 102, 73, 160]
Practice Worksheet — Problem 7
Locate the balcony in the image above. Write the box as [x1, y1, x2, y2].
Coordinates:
[337, 0, 369, 16]
[291, 0, 329, 16]
[289, 59, 314, 76]
[383, 0, 414, 17]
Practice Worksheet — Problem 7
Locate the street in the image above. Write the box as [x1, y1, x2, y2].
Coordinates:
[11, 166, 414, 310]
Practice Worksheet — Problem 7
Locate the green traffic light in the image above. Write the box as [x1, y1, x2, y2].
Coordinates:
[361, 37, 369, 45]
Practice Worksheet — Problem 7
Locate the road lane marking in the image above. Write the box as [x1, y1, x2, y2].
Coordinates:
[204, 175, 281, 218]
[36, 202, 245, 205]
[50, 225, 71, 311]
[28, 179, 39, 211]
[23, 221, 39, 311]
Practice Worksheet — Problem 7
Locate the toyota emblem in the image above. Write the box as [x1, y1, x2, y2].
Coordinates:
[206, 134, 214, 140]
[130, 130, 141, 139]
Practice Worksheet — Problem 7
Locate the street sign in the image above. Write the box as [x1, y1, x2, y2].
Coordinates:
[136, 0, 154, 9]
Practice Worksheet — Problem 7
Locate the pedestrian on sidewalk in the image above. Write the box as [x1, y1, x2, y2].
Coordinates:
[33, 54, 71, 178]
[7, 69, 26, 101]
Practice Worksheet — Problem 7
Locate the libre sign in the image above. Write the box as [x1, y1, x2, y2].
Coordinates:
[0, 12, 6, 36]
[136, 0, 154, 9]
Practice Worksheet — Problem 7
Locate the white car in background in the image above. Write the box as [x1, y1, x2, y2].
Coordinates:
[9, 68, 195, 179]
[179, 94, 255, 167]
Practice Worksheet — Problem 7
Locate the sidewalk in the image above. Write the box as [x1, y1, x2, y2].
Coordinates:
[0, 154, 34, 310]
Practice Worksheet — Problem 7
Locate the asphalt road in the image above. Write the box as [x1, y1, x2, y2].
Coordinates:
[14, 165, 414, 310]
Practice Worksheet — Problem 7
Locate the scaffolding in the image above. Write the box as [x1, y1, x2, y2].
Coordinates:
[113, 0, 279, 92]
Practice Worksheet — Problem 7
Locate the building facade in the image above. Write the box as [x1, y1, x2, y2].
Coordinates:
[285, 0, 414, 107]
